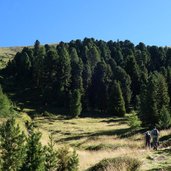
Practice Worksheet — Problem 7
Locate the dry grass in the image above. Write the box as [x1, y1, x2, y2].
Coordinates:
[1, 113, 170, 170]
[34, 116, 152, 170]
[0, 47, 23, 68]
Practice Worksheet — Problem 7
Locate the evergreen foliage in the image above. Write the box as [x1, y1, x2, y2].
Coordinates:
[0, 85, 14, 117]
[44, 135, 58, 171]
[21, 127, 45, 171]
[57, 146, 79, 171]
[127, 112, 142, 130]
[3, 38, 171, 125]
[70, 89, 82, 117]
[108, 80, 126, 116]
[157, 106, 171, 129]
[139, 72, 170, 127]
[0, 117, 26, 171]
[0, 118, 79, 171]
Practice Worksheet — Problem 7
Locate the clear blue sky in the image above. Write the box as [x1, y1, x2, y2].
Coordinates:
[0, 0, 171, 47]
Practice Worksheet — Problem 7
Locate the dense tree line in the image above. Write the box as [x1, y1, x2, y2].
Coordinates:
[3, 38, 171, 127]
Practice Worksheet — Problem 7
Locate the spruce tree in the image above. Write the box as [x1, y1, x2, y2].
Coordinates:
[113, 66, 132, 112]
[21, 127, 45, 171]
[0, 117, 26, 171]
[125, 55, 140, 104]
[70, 89, 82, 117]
[0, 85, 14, 117]
[157, 73, 170, 110]
[32, 47, 46, 89]
[139, 72, 170, 127]
[157, 106, 171, 129]
[34, 40, 40, 56]
[88, 45, 101, 69]
[55, 45, 71, 108]
[44, 135, 58, 171]
[108, 80, 126, 116]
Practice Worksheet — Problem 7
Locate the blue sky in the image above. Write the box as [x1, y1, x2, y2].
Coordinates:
[0, 0, 171, 47]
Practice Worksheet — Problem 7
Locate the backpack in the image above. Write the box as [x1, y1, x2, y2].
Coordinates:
[153, 129, 158, 136]
[145, 132, 151, 140]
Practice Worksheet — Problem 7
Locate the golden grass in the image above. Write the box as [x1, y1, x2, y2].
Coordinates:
[1, 113, 170, 170]
[0, 47, 23, 68]
[33, 116, 152, 170]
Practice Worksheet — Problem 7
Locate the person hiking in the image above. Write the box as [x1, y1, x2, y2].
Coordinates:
[151, 127, 159, 150]
[145, 131, 151, 148]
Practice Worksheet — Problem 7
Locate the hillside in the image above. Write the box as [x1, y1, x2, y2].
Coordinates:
[0, 39, 171, 170]
[0, 47, 23, 68]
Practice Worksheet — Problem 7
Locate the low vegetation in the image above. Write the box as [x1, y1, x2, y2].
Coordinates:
[32, 114, 171, 171]
[87, 157, 142, 171]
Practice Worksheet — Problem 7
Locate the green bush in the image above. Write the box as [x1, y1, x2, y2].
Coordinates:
[157, 106, 171, 129]
[57, 146, 79, 171]
[127, 112, 142, 130]
[0, 85, 15, 117]
[85, 143, 121, 151]
[88, 156, 142, 171]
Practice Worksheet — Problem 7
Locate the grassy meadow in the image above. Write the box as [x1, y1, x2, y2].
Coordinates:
[31, 114, 171, 171]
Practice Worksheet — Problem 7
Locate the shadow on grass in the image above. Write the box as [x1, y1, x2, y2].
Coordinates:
[100, 118, 127, 124]
[55, 127, 146, 143]
[90, 127, 146, 138]
[147, 166, 171, 171]
[160, 134, 171, 142]
[55, 133, 91, 143]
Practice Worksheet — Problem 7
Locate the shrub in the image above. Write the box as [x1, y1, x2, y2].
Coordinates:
[157, 106, 171, 129]
[88, 156, 142, 171]
[127, 112, 142, 130]
[57, 146, 79, 171]
[0, 85, 15, 117]
[85, 143, 121, 151]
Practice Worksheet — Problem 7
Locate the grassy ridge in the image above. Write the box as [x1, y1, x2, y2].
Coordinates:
[0, 47, 23, 68]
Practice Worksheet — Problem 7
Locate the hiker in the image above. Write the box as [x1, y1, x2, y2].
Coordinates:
[151, 127, 159, 150]
[145, 131, 151, 148]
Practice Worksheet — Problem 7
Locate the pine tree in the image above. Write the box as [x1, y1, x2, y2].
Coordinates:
[88, 45, 101, 69]
[70, 48, 83, 92]
[113, 66, 132, 112]
[125, 55, 140, 104]
[0, 85, 14, 117]
[70, 89, 82, 117]
[0, 117, 26, 171]
[139, 72, 170, 127]
[141, 73, 159, 126]
[55, 45, 71, 108]
[127, 111, 142, 130]
[44, 135, 58, 171]
[21, 127, 45, 171]
[32, 47, 46, 89]
[34, 40, 40, 56]
[89, 62, 111, 112]
[108, 81, 126, 116]
[157, 73, 170, 110]
[157, 106, 171, 129]
[82, 63, 92, 111]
